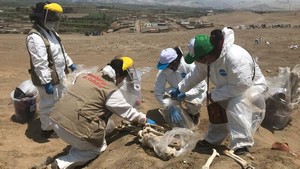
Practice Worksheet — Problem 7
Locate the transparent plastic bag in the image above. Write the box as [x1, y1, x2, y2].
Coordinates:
[264, 67, 294, 130]
[159, 99, 195, 129]
[290, 64, 300, 108]
[265, 93, 292, 130]
[120, 67, 152, 108]
[120, 68, 142, 108]
[64, 64, 99, 89]
[153, 127, 199, 160]
[14, 79, 38, 98]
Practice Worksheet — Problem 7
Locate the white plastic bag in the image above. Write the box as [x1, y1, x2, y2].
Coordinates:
[15, 79, 38, 97]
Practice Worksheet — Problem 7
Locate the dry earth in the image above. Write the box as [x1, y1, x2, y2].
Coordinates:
[0, 11, 300, 169]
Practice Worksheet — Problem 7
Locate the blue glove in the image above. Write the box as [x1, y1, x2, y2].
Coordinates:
[44, 83, 53, 94]
[146, 118, 156, 125]
[169, 106, 182, 124]
[169, 88, 181, 99]
[176, 93, 186, 101]
[69, 64, 76, 72]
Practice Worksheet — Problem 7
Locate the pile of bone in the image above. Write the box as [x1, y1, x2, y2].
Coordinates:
[137, 124, 198, 160]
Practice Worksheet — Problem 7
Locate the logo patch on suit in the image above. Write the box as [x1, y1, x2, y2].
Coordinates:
[181, 72, 187, 78]
[219, 69, 227, 76]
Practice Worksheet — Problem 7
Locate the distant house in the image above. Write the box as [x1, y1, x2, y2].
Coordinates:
[157, 22, 167, 27]
[129, 27, 136, 33]
[206, 10, 214, 16]
[107, 29, 113, 33]
[144, 22, 152, 27]
[150, 22, 158, 27]
[180, 21, 190, 25]
[141, 27, 159, 33]
[186, 25, 195, 29]
[141, 26, 169, 33]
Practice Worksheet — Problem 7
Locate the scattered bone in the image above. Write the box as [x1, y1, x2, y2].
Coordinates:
[224, 150, 255, 169]
[138, 124, 177, 159]
[201, 149, 220, 169]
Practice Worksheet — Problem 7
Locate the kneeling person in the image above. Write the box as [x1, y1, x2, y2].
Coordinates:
[154, 47, 207, 127]
[49, 56, 155, 169]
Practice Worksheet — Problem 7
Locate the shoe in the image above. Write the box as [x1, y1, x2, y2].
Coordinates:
[42, 160, 59, 169]
[196, 139, 213, 148]
[50, 160, 59, 169]
[234, 147, 250, 155]
[41, 129, 58, 139]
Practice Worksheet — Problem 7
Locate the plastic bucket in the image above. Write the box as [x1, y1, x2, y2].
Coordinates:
[10, 90, 38, 123]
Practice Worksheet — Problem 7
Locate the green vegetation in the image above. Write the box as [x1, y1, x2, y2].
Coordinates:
[60, 12, 114, 33]
[0, 1, 231, 34]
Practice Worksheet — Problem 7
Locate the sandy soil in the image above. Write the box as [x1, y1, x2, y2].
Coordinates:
[0, 11, 300, 169]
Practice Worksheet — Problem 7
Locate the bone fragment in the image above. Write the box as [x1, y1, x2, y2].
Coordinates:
[144, 126, 164, 136]
[201, 149, 220, 169]
[224, 150, 255, 169]
[138, 125, 176, 160]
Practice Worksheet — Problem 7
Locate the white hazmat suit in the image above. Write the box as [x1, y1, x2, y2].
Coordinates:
[154, 57, 207, 115]
[178, 27, 267, 150]
[27, 26, 74, 131]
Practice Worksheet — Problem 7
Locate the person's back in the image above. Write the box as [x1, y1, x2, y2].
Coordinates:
[49, 56, 156, 169]
[207, 27, 267, 101]
[51, 71, 117, 147]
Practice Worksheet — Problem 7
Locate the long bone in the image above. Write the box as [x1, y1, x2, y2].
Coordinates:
[137, 125, 177, 159]
[224, 150, 255, 169]
[202, 149, 220, 169]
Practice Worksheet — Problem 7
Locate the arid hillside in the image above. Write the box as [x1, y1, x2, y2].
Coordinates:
[0, 11, 299, 169]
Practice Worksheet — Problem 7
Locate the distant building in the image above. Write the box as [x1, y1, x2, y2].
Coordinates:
[129, 27, 136, 33]
[107, 29, 113, 33]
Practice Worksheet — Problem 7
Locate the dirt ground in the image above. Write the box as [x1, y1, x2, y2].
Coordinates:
[0, 11, 300, 169]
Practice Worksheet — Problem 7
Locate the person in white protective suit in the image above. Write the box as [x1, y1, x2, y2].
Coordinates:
[26, 2, 76, 138]
[170, 27, 267, 155]
[48, 56, 156, 169]
[154, 47, 207, 126]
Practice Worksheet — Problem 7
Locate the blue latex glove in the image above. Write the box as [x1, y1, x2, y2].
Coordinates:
[176, 93, 186, 101]
[69, 64, 76, 72]
[169, 88, 181, 99]
[146, 118, 156, 125]
[169, 105, 182, 124]
[44, 83, 53, 94]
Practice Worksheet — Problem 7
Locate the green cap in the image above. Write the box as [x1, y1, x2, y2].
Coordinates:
[185, 34, 214, 64]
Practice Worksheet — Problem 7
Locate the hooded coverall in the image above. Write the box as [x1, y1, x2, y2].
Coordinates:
[178, 27, 267, 150]
[154, 57, 207, 117]
[26, 25, 74, 131]
[50, 68, 147, 169]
